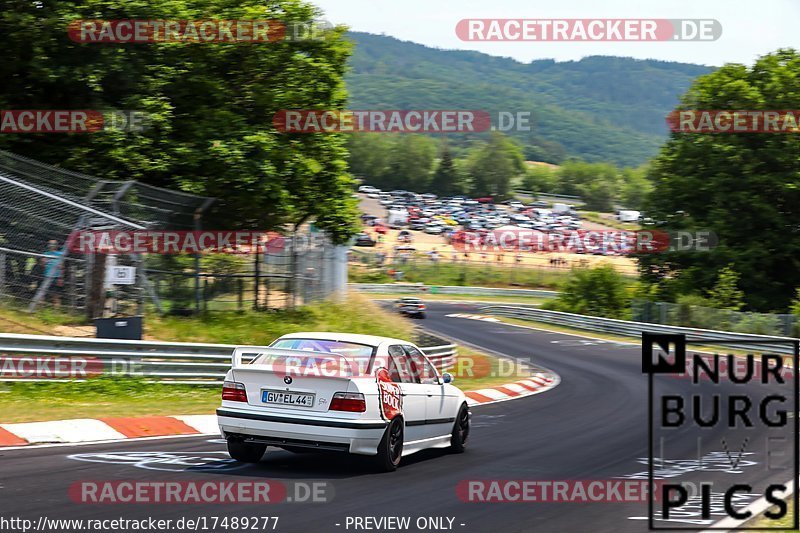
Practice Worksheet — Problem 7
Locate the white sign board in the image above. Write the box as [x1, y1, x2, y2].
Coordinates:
[105, 266, 136, 285]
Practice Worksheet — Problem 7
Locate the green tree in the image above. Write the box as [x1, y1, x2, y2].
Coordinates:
[641, 49, 800, 311]
[466, 132, 525, 199]
[0, 0, 359, 242]
[706, 266, 745, 311]
[348, 134, 392, 185]
[522, 165, 558, 193]
[579, 178, 617, 212]
[791, 289, 800, 316]
[384, 135, 436, 191]
[619, 166, 652, 210]
[429, 141, 462, 196]
[556, 161, 619, 210]
[546, 265, 631, 319]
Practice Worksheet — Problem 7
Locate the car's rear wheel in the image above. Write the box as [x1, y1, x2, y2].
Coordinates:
[450, 404, 470, 453]
[227, 437, 267, 463]
[375, 417, 404, 472]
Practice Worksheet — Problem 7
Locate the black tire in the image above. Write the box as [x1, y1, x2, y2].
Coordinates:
[375, 417, 404, 472]
[418, 313, 426, 319]
[227, 437, 267, 463]
[450, 404, 470, 453]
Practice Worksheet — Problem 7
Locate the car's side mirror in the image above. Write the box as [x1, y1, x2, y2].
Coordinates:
[441, 372, 454, 384]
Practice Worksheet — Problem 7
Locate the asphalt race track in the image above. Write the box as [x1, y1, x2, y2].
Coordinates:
[0, 302, 795, 533]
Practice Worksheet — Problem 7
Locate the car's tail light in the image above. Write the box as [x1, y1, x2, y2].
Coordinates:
[329, 392, 366, 412]
[222, 381, 247, 402]
[419, 304, 426, 310]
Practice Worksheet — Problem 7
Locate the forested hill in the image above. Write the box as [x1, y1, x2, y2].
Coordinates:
[345, 31, 714, 166]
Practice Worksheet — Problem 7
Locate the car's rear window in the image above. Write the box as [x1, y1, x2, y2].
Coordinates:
[268, 338, 376, 374]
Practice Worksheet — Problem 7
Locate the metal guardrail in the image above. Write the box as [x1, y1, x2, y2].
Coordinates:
[351, 283, 558, 299]
[513, 190, 583, 204]
[0, 333, 457, 385]
[481, 306, 798, 354]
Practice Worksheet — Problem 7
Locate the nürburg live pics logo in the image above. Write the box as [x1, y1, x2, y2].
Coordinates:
[643, 333, 799, 530]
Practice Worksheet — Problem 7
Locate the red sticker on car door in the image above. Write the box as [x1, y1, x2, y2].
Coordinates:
[375, 367, 403, 421]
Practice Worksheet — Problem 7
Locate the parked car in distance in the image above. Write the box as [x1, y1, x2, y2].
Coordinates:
[354, 233, 376, 247]
[424, 225, 444, 235]
[397, 230, 413, 243]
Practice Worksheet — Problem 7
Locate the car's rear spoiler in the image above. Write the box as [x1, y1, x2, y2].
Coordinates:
[231, 346, 360, 378]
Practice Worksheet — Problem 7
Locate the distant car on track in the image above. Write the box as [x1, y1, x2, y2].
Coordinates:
[218, 332, 469, 471]
[395, 297, 426, 319]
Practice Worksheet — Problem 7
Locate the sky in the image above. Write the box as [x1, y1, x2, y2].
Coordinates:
[309, 0, 800, 67]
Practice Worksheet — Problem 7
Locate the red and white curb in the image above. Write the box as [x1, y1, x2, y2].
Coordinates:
[0, 377, 558, 447]
[0, 415, 218, 447]
[446, 313, 500, 322]
[465, 372, 559, 406]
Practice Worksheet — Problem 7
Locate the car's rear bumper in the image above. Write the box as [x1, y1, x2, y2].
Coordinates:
[217, 408, 388, 456]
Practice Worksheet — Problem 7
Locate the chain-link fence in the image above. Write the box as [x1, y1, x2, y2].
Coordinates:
[632, 299, 798, 337]
[143, 234, 348, 313]
[0, 151, 346, 318]
[0, 168, 149, 316]
[0, 247, 88, 310]
[0, 150, 212, 317]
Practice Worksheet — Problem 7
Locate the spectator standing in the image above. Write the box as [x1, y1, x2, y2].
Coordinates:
[42, 239, 64, 306]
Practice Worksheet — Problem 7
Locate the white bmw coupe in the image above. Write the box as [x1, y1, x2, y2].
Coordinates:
[217, 332, 469, 471]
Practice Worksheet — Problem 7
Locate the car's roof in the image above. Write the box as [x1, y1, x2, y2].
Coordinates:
[276, 331, 410, 347]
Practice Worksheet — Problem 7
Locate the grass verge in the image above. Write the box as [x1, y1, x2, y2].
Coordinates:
[349, 262, 578, 290]
[0, 350, 527, 424]
[0, 305, 79, 334]
[749, 497, 795, 530]
[0, 379, 220, 423]
[581, 211, 642, 232]
[0, 294, 530, 423]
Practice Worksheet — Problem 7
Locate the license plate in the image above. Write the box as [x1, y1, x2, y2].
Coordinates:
[262, 390, 315, 407]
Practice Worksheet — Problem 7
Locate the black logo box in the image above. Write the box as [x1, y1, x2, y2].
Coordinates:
[642, 333, 799, 530]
